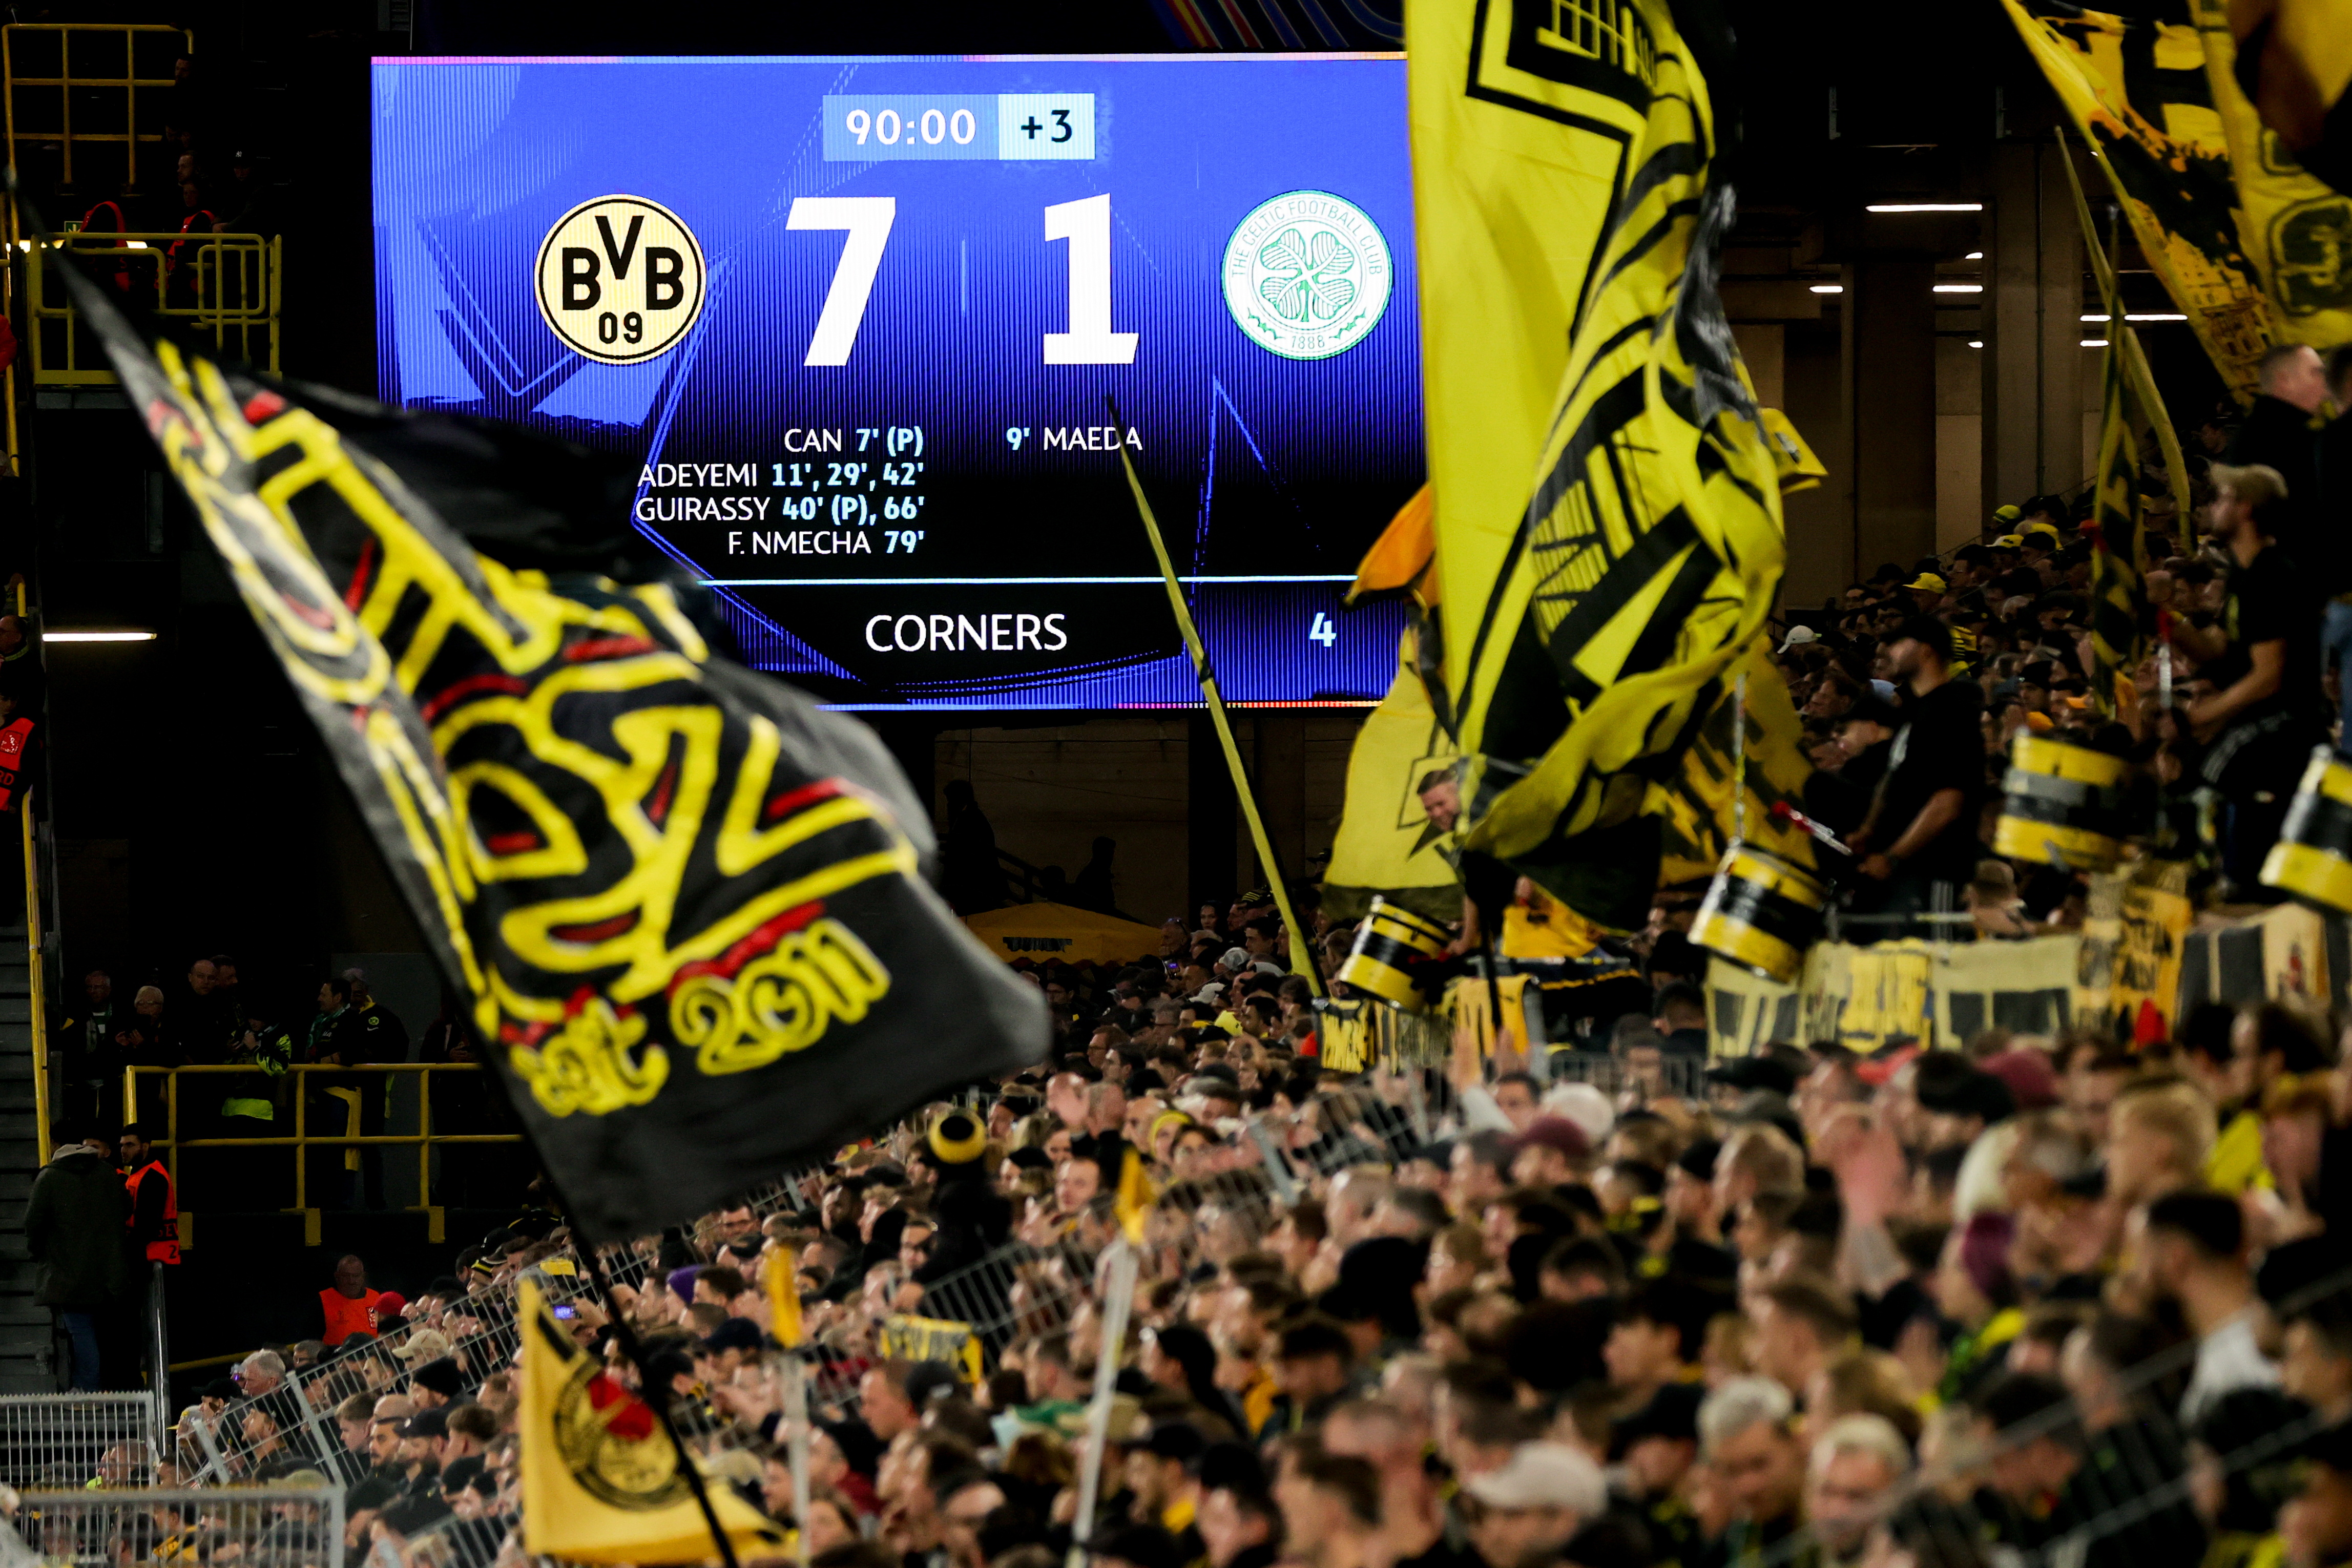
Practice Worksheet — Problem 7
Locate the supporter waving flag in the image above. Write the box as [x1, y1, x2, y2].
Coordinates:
[1418, 0, 1810, 929]
[44, 225, 1048, 1242]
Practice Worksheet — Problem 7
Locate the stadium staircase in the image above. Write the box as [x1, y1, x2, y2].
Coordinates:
[0, 916, 48, 1389]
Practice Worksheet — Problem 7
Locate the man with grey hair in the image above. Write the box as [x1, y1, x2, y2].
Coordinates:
[1699, 1377, 1807, 1558]
[1806, 1414, 1911, 1567]
[237, 1348, 286, 1397]
[1325, 1166, 1393, 1251]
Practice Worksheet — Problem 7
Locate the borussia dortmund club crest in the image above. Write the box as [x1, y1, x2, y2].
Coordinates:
[552, 1352, 692, 1511]
[1222, 190, 1393, 360]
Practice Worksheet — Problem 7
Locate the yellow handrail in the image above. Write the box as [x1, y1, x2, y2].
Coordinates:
[23, 785, 45, 1163]
[2, 24, 194, 243]
[122, 1063, 524, 1244]
[25, 231, 280, 384]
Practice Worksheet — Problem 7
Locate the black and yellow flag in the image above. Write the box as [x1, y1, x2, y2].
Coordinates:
[1423, 0, 1810, 929]
[1406, 0, 1641, 732]
[2188, 0, 2352, 349]
[2223, 0, 2352, 198]
[2001, 0, 2281, 403]
[49, 230, 1048, 1242]
[518, 1281, 783, 1563]
[2057, 132, 2193, 718]
[1322, 626, 1460, 925]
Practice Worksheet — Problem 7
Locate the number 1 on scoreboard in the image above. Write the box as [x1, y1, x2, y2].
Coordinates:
[1043, 195, 1137, 365]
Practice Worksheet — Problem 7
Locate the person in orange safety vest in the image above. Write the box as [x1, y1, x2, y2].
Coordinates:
[118, 1123, 179, 1266]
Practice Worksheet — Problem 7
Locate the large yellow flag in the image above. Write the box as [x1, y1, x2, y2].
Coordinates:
[1407, 0, 1642, 730]
[1322, 625, 1460, 925]
[2188, 0, 2352, 349]
[519, 1281, 784, 1564]
[1432, 0, 1806, 930]
[2001, 0, 2280, 403]
[1648, 639, 1818, 891]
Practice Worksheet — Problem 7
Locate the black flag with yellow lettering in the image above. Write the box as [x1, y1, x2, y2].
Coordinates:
[45, 228, 1048, 1241]
[2001, 0, 2281, 403]
[1422, 0, 1813, 929]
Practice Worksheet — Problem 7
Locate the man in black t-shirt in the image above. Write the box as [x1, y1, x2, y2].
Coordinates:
[2166, 463, 2324, 898]
[1850, 618, 1985, 930]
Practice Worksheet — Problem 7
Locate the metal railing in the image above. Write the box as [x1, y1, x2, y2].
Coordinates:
[0, 1393, 157, 1492]
[1, 24, 193, 236]
[27, 228, 280, 383]
[121, 1063, 525, 1244]
[0, 1486, 343, 1568]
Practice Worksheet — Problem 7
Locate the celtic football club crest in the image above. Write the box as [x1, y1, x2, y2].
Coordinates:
[1221, 191, 1392, 360]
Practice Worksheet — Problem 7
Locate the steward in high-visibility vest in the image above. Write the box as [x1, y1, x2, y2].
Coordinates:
[118, 1123, 179, 1266]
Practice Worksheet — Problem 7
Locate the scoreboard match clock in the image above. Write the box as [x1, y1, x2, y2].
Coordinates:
[372, 56, 1419, 709]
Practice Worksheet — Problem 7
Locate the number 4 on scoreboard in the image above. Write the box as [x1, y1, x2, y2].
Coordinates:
[785, 193, 1136, 368]
[1309, 613, 1337, 647]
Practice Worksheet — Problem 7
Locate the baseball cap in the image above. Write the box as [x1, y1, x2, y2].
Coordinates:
[1461, 1441, 1607, 1516]
[1904, 572, 1948, 594]
[398, 1407, 448, 1439]
[1980, 1049, 2061, 1110]
[2024, 521, 2063, 541]
[374, 1291, 407, 1318]
[1779, 625, 1820, 652]
[1506, 1115, 1590, 1162]
[1992, 504, 2023, 525]
[1916, 1067, 2016, 1124]
[1991, 534, 2024, 549]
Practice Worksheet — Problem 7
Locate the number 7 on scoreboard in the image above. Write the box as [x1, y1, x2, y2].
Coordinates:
[786, 196, 897, 366]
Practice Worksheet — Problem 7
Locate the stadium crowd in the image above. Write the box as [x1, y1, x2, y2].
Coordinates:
[117, 905, 2352, 1568]
[26, 337, 2352, 1568]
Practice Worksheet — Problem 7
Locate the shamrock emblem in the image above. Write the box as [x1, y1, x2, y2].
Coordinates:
[1257, 225, 1358, 323]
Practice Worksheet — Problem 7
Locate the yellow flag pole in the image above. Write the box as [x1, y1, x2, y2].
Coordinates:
[2055, 127, 2192, 514]
[1109, 398, 1325, 997]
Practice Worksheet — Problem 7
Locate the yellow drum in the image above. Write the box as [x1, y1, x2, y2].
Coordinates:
[2262, 747, 2352, 913]
[1690, 845, 1826, 984]
[1992, 734, 2131, 871]
[1337, 896, 1452, 1011]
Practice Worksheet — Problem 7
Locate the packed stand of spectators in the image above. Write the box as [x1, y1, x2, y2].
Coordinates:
[140, 894, 2352, 1568]
[1780, 340, 2352, 925]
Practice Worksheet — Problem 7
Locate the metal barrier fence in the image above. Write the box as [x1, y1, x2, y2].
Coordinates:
[0, 1393, 159, 1492]
[27, 230, 281, 384]
[1748, 1262, 2352, 1568]
[0, 1487, 343, 1568]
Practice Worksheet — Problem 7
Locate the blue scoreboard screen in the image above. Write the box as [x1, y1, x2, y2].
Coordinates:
[370, 54, 1420, 709]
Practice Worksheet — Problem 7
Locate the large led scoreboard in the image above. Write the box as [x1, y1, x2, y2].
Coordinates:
[371, 55, 1421, 708]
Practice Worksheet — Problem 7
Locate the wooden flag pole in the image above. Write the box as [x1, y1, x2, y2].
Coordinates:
[2054, 127, 2191, 515]
[556, 1205, 745, 1568]
[1065, 1240, 1141, 1568]
[1110, 396, 1325, 996]
[784, 1353, 813, 1568]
